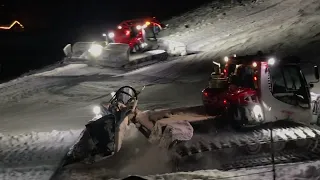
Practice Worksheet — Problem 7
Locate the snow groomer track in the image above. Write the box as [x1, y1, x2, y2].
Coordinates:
[171, 120, 320, 171]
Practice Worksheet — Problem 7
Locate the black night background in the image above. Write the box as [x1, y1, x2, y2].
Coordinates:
[0, 0, 214, 82]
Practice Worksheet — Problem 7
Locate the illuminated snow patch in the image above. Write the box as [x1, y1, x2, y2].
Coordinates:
[0, 129, 82, 179]
[33, 64, 88, 76]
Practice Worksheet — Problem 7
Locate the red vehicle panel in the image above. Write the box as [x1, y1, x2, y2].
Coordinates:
[107, 17, 163, 51]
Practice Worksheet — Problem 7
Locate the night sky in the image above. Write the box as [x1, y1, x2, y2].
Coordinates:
[1, 0, 214, 30]
[0, 0, 214, 81]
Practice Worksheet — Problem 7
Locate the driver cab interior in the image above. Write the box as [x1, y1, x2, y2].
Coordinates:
[228, 64, 256, 89]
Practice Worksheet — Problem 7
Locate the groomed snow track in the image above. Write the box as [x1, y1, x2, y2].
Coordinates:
[171, 120, 320, 171]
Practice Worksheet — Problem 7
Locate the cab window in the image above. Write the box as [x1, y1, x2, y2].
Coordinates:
[269, 65, 309, 107]
[230, 65, 255, 89]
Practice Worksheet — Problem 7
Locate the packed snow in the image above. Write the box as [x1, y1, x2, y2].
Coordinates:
[161, 0, 320, 61]
[158, 39, 187, 56]
[0, 130, 81, 180]
[113, 161, 320, 180]
[1, 0, 320, 179]
[33, 64, 89, 76]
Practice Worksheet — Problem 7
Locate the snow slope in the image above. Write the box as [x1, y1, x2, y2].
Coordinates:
[1, 0, 320, 179]
[162, 0, 320, 60]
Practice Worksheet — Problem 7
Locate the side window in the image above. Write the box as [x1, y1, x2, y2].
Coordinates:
[270, 66, 302, 93]
[283, 67, 302, 90]
[270, 68, 286, 94]
[129, 27, 137, 38]
[234, 66, 255, 89]
[270, 65, 309, 107]
[228, 64, 236, 75]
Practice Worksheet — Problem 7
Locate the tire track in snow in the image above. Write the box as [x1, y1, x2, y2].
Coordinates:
[116, 52, 213, 85]
[0, 77, 59, 105]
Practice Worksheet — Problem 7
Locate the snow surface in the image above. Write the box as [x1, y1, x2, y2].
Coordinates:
[1, 0, 320, 179]
[113, 161, 320, 180]
[161, 0, 320, 61]
[33, 64, 89, 76]
[0, 130, 81, 180]
[158, 39, 187, 56]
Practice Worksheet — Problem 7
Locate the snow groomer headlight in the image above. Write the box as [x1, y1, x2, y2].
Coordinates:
[252, 105, 264, 122]
[93, 105, 103, 119]
[268, 57, 275, 65]
[88, 44, 103, 57]
[93, 106, 101, 115]
[108, 32, 115, 38]
[224, 56, 229, 62]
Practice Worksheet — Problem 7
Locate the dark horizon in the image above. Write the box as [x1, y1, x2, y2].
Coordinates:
[1, 0, 215, 31]
[0, 0, 216, 82]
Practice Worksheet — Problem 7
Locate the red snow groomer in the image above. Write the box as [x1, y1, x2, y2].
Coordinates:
[105, 17, 166, 53]
[62, 17, 167, 68]
[202, 52, 319, 128]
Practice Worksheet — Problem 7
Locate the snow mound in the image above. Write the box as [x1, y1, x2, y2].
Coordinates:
[158, 39, 187, 56]
[0, 129, 82, 180]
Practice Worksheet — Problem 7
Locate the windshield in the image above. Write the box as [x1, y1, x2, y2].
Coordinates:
[269, 65, 310, 107]
[229, 64, 255, 89]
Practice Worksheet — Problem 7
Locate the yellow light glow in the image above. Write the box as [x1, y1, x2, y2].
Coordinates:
[0, 20, 24, 30]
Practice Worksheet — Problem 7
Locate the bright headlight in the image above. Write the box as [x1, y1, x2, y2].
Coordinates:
[253, 105, 263, 121]
[108, 32, 115, 38]
[136, 25, 142, 30]
[93, 106, 101, 115]
[224, 56, 229, 62]
[268, 58, 275, 65]
[88, 44, 103, 57]
[141, 43, 148, 48]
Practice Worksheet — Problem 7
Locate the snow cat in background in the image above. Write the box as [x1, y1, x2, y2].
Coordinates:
[105, 17, 167, 52]
[58, 54, 320, 175]
[62, 17, 167, 68]
[104, 18, 163, 53]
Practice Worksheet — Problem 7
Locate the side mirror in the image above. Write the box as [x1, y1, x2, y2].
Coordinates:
[314, 66, 319, 80]
[309, 83, 314, 89]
